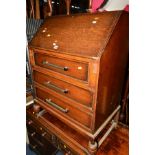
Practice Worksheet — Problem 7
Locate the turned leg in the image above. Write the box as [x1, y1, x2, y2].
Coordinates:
[65, 0, 71, 15]
[29, 0, 35, 18]
[87, 0, 93, 13]
[120, 75, 129, 124]
[35, 0, 40, 19]
[33, 104, 41, 113]
[114, 108, 121, 129]
[88, 140, 98, 155]
[47, 0, 52, 17]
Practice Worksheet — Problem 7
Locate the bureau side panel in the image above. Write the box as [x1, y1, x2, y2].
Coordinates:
[95, 12, 129, 131]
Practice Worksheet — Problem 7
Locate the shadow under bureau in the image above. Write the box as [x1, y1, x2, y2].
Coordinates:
[28, 11, 129, 154]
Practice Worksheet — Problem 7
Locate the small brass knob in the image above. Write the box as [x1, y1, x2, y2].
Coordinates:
[31, 132, 36, 137]
[41, 132, 47, 137]
[65, 151, 71, 155]
[28, 120, 33, 125]
[32, 145, 37, 149]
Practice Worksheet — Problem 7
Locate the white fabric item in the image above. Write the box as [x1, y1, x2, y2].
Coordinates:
[98, 0, 129, 11]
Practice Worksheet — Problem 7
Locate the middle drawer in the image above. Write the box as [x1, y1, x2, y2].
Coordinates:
[33, 71, 93, 107]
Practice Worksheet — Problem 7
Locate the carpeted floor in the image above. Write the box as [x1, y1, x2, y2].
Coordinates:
[26, 144, 36, 155]
[26, 144, 64, 155]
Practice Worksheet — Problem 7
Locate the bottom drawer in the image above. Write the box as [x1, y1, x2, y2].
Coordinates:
[35, 87, 92, 129]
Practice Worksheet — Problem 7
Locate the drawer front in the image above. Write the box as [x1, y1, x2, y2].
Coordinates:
[27, 119, 52, 143]
[28, 135, 50, 155]
[34, 71, 92, 107]
[27, 119, 57, 154]
[28, 132, 44, 148]
[57, 139, 78, 155]
[27, 120, 45, 142]
[35, 88, 92, 129]
[34, 53, 88, 81]
[29, 140, 44, 155]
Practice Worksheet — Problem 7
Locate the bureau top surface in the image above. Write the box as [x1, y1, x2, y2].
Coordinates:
[29, 11, 122, 58]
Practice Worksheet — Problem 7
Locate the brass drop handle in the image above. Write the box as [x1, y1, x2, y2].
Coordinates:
[45, 99, 69, 113]
[44, 81, 68, 94]
[42, 61, 68, 71]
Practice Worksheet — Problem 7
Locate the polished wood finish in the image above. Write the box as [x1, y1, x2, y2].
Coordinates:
[33, 71, 93, 107]
[95, 12, 129, 131]
[27, 106, 129, 155]
[28, 11, 129, 154]
[29, 12, 122, 58]
[34, 52, 89, 81]
[27, 111, 58, 155]
[96, 124, 128, 155]
[119, 73, 129, 125]
[35, 87, 92, 129]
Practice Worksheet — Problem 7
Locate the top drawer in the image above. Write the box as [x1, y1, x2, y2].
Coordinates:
[34, 53, 88, 81]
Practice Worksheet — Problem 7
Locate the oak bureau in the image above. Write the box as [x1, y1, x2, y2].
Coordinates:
[27, 11, 129, 154]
